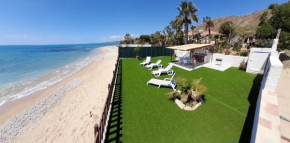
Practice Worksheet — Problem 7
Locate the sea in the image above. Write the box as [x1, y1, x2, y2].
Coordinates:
[0, 43, 118, 106]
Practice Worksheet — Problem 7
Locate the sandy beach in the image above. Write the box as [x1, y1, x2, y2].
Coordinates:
[0, 46, 118, 143]
[277, 58, 290, 142]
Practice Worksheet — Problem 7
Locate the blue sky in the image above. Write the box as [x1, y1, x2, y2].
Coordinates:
[0, 0, 288, 45]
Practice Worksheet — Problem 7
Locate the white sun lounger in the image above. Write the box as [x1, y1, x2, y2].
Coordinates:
[151, 64, 174, 77]
[147, 73, 177, 91]
[145, 60, 162, 70]
[140, 56, 151, 66]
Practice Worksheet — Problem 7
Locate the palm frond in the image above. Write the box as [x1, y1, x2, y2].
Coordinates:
[165, 91, 181, 100]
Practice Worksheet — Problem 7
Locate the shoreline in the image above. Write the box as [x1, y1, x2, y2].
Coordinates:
[0, 46, 103, 107]
[0, 46, 118, 142]
[0, 46, 109, 125]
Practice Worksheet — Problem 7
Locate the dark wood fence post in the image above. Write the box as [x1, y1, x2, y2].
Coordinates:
[94, 123, 99, 142]
[94, 57, 120, 143]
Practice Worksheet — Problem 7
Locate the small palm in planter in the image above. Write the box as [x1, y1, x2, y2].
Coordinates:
[165, 77, 207, 108]
[134, 47, 141, 60]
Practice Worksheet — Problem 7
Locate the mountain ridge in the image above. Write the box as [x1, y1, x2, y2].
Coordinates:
[194, 9, 270, 35]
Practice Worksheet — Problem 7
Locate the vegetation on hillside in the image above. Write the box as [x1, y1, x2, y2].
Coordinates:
[256, 2, 290, 50]
[120, 1, 289, 52]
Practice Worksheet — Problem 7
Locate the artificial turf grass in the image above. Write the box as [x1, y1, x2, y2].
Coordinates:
[106, 56, 262, 143]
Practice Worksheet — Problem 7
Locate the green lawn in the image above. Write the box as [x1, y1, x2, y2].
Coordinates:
[105, 57, 261, 143]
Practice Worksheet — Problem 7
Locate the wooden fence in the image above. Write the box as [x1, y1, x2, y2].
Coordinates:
[94, 56, 120, 143]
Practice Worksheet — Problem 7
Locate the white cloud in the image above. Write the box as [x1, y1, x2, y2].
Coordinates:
[109, 35, 123, 39]
[101, 35, 124, 41]
[5, 34, 29, 38]
[131, 34, 140, 38]
[103, 34, 140, 41]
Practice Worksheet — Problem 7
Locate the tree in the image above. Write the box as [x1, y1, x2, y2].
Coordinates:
[175, 0, 199, 44]
[170, 20, 184, 45]
[150, 34, 157, 46]
[268, 3, 278, 9]
[139, 35, 151, 44]
[203, 16, 214, 36]
[124, 33, 132, 44]
[270, 3, 290, 32]
[259, 11, 270, 26]
[279, 31, 290, 50]
[256, 23, 277, 39]
[219, 21, 236, 44]
[190, 25, 196, 43]
[256, 2, 290, 50]
[150, 31, 165, 46]
[164, 25, 176, 46]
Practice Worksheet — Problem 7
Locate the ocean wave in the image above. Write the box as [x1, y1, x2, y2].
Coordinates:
[0, 48, 101, 107]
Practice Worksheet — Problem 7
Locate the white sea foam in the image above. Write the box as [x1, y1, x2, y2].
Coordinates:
[0, 48, 102, 107]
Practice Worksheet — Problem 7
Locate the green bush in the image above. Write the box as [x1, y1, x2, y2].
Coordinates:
[233, 42, 242, 52]
[240, 51, 249, 57]
[255, 39, 273, 48]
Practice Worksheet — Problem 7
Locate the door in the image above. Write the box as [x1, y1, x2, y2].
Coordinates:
[246, 52, 270, 74]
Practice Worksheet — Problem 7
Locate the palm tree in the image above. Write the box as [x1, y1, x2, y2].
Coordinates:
[153, 31, 165, 46]
[164, 25, 175, 46]
[175, 0, 199, 44]
[170, 20, 184, 45]
[237, 28, 249, 45]
[165, 77, 207, 105]
[190, 25, 196, 43]
[124, 33, 132, 44]
[228, 22, 236, 44]
[219, 21, 236, 44]
[203, 16, 214, 36]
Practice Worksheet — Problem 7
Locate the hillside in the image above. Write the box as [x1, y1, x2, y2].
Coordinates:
[194, 9, 270, 36]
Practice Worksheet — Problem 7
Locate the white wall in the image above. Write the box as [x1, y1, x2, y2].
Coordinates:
[211, 53, 248, 67]
[120, 44, 152, 47]
[250, 40, 283, 142]
[174, 50, 189, 58]
[260, 53, 283, 92]
[246, 48, 272, 74]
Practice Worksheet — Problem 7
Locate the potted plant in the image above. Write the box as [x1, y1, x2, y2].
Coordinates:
[165, 77, 207, 110]
[134, 46, 141, 60]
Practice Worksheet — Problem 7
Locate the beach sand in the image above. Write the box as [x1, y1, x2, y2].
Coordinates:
[276, 65, 290, 142]
[0, 46, 118, 143]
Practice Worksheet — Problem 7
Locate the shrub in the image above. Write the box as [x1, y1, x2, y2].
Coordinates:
[165, 77, 207, 105]
[240, 51, 249, 57]
[255, 39, 273, 48]
[165, 91, 181, 100]
[233, 42, 242, 52]
[133, 47, 142, 57]
[239, 60, 247, 71]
